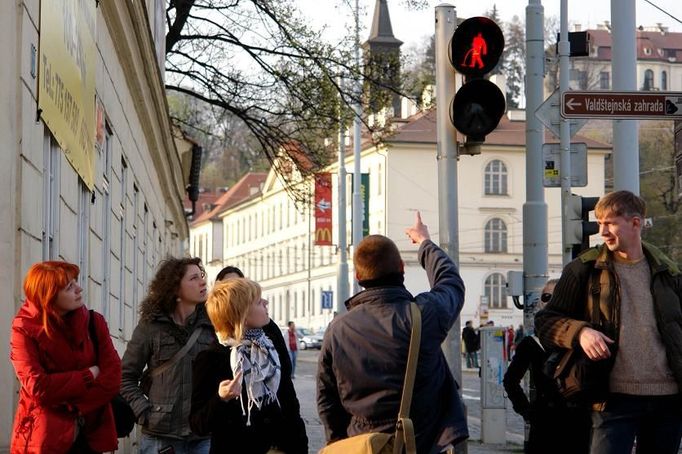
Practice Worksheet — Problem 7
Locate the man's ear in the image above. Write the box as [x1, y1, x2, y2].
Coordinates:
[355, 271, 361, 281]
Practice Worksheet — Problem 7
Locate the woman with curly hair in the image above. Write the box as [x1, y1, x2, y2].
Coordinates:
[189, 277, 308, 453]
[120, 257, 216, 454]
[10, 261, 120, 453]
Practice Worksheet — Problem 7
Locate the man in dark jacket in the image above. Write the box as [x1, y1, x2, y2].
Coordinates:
[462, 321, 479, 369]
[535, 191, 682, 454]
[317, 212, 468, 453]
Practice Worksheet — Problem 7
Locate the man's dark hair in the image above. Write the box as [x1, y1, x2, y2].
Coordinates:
[216, 265, 244, 281]
[288, 321, 294, 328]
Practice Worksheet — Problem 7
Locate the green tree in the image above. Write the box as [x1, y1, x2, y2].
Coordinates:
[639, 121, 682, 262]
[503, 15, 525, 108]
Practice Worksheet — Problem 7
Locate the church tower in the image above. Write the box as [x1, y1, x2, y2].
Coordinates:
[363, 0, 403, 115]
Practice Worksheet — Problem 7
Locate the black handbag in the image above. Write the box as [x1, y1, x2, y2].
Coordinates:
[544, 270, 614, 403]
[88, 310, 136, 438]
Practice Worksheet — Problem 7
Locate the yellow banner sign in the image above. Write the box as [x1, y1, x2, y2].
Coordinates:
[39, 0, 97, 190]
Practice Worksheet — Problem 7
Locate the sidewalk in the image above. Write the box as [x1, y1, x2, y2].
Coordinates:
[294, 351, 524, 453]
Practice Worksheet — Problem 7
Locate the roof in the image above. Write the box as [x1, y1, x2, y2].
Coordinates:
[385, 108, 612, 149]
[183, 190, 221, 220]
[190, 173, 267, 226]
[588, 28, 682, 61]
[365, 0, 402, 47]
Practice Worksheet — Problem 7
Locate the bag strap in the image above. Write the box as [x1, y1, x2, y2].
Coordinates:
[150, 324, 203, 378]
[393, 302, 422, 454]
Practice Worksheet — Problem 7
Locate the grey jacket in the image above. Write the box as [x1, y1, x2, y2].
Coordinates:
[120, 304, 216, 439]
[317, 240, 469, 453]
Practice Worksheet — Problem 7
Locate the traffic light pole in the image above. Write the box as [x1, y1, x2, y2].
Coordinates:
[435, 5, 465, 454]
[559, 0, 573, 266]
[523, 0, 548, 333]
[610, 0, 639, 193]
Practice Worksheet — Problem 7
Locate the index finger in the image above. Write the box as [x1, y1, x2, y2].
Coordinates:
[415, 211, 422, 224]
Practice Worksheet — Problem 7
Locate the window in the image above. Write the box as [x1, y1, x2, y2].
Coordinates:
[485, 273, 508, 309]
[77, 179, 90, 289]
[577, 70, 588, 90]
[643, 69, 654, 91]
[43, 133, 61, 260]
[484, 218, 508, 253]
[484, 160, 508, 195]
[662, 71, 668, 90]
[599, 71, 610, 89]
[119, 157, 128, 335]
[101, 125, 113, 318]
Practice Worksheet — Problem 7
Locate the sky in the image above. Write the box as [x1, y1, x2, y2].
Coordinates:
[298, 0, 682, 50]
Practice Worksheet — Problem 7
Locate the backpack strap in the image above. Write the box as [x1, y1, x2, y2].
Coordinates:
[393, 302, 422, 454]
[588, 268, 610, 326]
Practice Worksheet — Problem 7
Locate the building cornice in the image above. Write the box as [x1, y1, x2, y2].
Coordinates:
[99, 1, 188, 238]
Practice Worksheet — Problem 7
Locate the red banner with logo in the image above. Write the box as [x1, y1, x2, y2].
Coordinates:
[314, 173, 333, 245]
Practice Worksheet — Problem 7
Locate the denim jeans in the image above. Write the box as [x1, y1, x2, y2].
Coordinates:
[139, 434, 211, 454]
[465, 351, 479, 368]
[590, 393, 682, 454]
[289, 349, 298, 377]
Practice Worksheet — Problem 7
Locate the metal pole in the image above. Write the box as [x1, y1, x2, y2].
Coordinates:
[435, 6, 465, 453]
[559, 0, 573, 266]
[352, 0, 363, 295]
[611, 0, 639, 193]
[308, 190, 313, 327]
[524, 0, 548, 334]
[337, 77, 349, 315]
[524, 2, 548, 449]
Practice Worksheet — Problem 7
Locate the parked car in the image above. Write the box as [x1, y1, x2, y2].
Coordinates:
[278, 326, 323, 350]
[297, 327, 323, 350]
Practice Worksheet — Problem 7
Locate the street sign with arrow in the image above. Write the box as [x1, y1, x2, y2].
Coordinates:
[561, 91, 682, 120]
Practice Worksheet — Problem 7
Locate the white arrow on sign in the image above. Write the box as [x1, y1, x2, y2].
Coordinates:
[565, 97, 582, 111]
[317, 199, 331, 212]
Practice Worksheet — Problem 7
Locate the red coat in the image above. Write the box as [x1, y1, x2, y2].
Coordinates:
[10, 302, 121, 453]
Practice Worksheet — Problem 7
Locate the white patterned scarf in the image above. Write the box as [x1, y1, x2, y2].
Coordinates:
[228, 328, 281, 425]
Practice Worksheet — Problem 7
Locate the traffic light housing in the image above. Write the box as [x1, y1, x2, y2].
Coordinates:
[449, 16, 506, 151]
[567, 194, 600, 258]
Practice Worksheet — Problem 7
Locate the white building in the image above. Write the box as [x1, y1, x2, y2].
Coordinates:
[0, 2, 189, 450]
[190, 109, 611, 333]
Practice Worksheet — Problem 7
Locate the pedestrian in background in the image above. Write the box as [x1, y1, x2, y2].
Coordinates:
[120, 257, 216, 454]
[317, 212, 468, 452]
[462, 320, 480, 369]
[287, 321, 298, 379]
[10, 261, 120, 453]
[190, 278, 307, 453]
[503, 279, 591, 454]
[536, 191, 682, 454]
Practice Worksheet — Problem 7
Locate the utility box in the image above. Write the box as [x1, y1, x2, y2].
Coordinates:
[480, 326, 507, 444]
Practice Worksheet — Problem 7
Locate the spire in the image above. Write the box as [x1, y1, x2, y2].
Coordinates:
[366, 0, 403, 46]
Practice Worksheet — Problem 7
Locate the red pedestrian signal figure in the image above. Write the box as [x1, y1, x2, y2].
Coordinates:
[462, 32, 488, 69]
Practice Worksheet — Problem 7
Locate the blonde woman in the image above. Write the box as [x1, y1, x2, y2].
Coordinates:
[190, 278, 308, 453]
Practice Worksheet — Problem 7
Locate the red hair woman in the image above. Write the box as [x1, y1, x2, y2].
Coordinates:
[10, 261, 121, 453]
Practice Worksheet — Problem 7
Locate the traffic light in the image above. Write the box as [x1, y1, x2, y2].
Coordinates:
[567, 194, 600, 258]
[449, 16, 506, 153]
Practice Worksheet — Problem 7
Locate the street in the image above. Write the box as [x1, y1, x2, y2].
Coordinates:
[293, 350, 524, 454]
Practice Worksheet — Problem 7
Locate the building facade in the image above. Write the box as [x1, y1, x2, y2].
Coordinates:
[190, 110, 611, 333]
[561, 23, 682, 92]
[0, 2, 190, 451]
